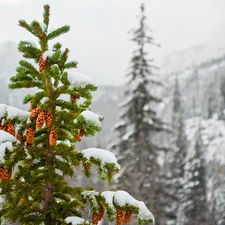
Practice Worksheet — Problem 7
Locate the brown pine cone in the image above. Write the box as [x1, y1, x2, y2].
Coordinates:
[92, 214, 100, 225]
[0, 167, 11, 182]
[19, 197, 25, 204]
[79, 129, 84, 137]
[124, 210, 132, 224]
[45, 111, 53, 129]
[116, 208, 125, 225]
[83, 164, 90, 172]
[0, 123, 8, 132]
[74, 134, 81, 142]
[30, 107, 42, 119]
[36, 111, 45, 129]
[7, 123, 15, 136]
[26, 127, 35, 145]
[70, 93, 79, 102]
[99, 206, 105, 220]
[16, 132, 24, 142]
[49, 128, 58, 146]
[39, 56, 47, 72]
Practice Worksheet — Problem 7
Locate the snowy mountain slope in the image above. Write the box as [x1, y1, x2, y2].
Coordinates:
[186, 115, 225, 164]
[162, 53, 225, 123]
[162, 45, 225, 74]
[162, 21, 225, 74]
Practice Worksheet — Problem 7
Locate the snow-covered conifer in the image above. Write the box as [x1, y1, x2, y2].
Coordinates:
[110, 3, 169, 223]
[0, 5, 154, 225]
[184, 122, 209, 225]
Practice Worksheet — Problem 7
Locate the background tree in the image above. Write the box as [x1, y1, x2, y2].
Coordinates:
[110, 3, 169, 223]
[0, 5, 154, 225]
[184, 122, 209, 225]
[170, 75, 188, 225]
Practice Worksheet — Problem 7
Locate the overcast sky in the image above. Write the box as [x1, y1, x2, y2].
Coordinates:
[0, 0, 225, 85]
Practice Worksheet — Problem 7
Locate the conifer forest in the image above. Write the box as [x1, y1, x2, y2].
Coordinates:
[0, 1, 225, 225]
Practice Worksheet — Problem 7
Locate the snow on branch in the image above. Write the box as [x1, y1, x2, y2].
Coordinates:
[65, 216, 88, 225]
[75, 110, 103, 136]
[68, 71, 97, 89]
[0, 130, 16, 144]
[114, 191, 154, 223]
[81, 148, 120, 169]
[82, 190, 154, 224]
[81, 148, 120, 182]
[0, 130, 16, 164]
[0, 104, 29, 121]
[80, 110, 103, 128]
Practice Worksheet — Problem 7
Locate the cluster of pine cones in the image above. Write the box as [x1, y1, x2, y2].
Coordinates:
[92, 207, 105, 225]
[30, 107, 53, 130]
[0, 123, 12, 182]
[29, 106, 58, 146]
[117, 208, 132, 225]
[0, 122, 15, 136]
[92, 207, 132, 225]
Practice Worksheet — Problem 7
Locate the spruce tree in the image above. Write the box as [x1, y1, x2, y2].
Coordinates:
[170, 75, 188, 225]
[0, 5, 154, 225]
[184, 122, 208, 225]
[110, 3, 169, 222]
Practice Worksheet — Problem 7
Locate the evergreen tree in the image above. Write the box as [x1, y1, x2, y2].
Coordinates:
[0, 5, 154, 225]
[184, 121, 209, 225]
[110, 3, 169, 223]
[170, 75, 188, 225]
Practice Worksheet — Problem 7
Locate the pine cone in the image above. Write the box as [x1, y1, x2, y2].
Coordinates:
[36, 111, 45, 129]
[49, 128, 58, 146]
[70, 93, 79, 102]
[79, 129, 84, 137]
[0, 123, 8, 132]
[92, 214, 100, 225]
[30, 107, 42, 119]
[45, 111, 53, 129]
[116, 208, 125, 225]
[124, 210, 132, 224]
[63, 48, 69, 56]
[16, 132, 24, 142]
[19, 197, 25, 204]
[39, 55, 47, 72]
[7, 123, 15, 136]
[74, 134, 81, 142]
[99, 206, 104, 220]
[0, 167, 11, 182]
[83, 164, 90, 172]
[26, 127, 35, 144]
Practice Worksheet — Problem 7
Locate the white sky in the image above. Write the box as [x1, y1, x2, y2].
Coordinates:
[0, 0, 225, 85]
